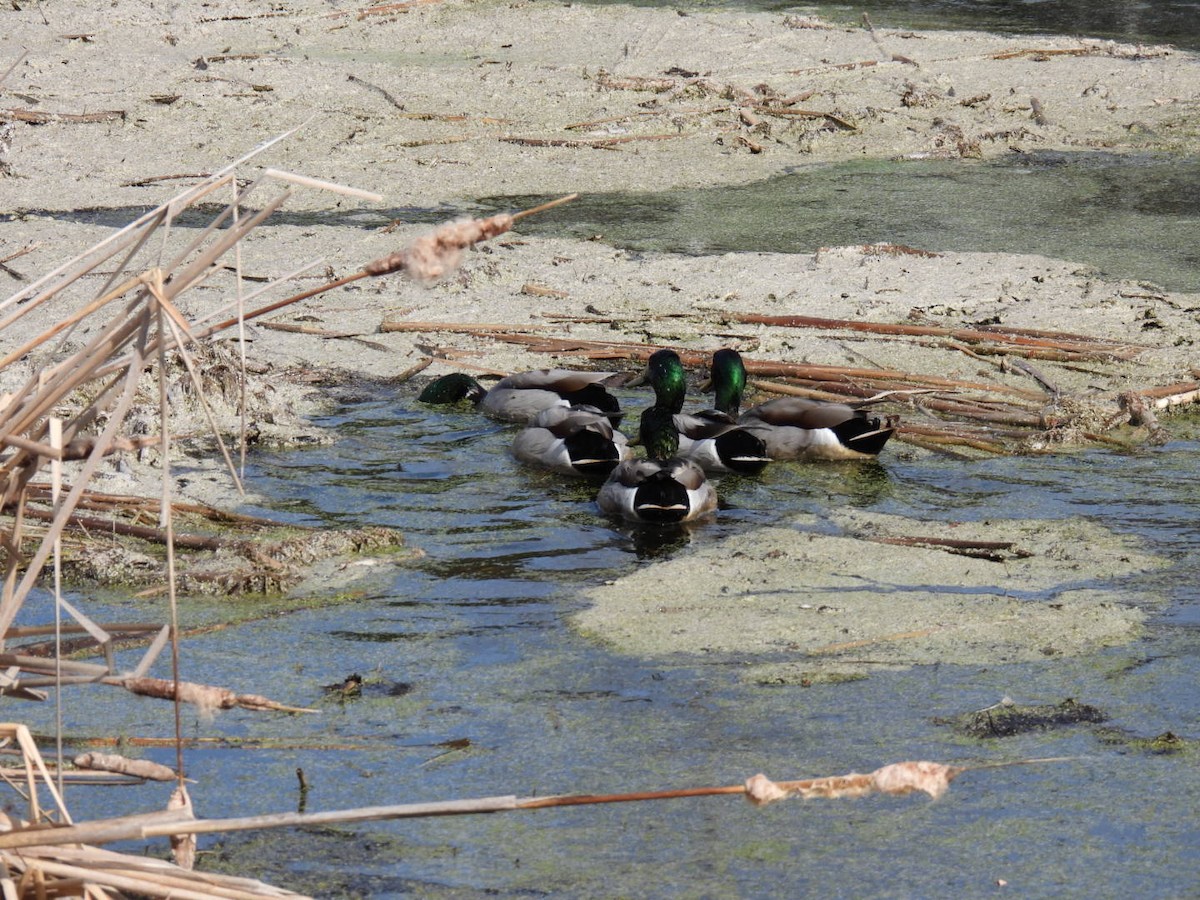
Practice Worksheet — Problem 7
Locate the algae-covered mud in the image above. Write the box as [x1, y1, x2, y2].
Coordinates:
[575, 511, 1163, 681]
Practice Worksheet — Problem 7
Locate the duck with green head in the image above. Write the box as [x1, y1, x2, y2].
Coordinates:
[419, 369, 624, 425]
[511, 404, 630, 477]
[637, 349, 769, 475]
[707, 349, 895, 460]
[597, 368, 717, 524]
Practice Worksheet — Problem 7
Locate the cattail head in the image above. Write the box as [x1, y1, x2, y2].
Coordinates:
[363, 212, 515, 281]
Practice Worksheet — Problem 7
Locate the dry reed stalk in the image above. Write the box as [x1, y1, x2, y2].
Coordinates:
[991, 46, 1097, 60]
[3, 139, 549, 697]
[23, 757, 1055, 847]
[1137, 380, 1200, 410]
[893, 432, 1009, 456]
[732, 313, 1144, 360]
[0, 767, 144, 785]
[18, 485, 291, 528]
[0, 725, 71, 825]
[0, 108, 125, 124]
[0, 121, 302, 317]
[198, 194, 577, 338]
[772, 368, 1045, 401]
[0, 320, 151, 638]
[4, 623, 162, 642]
[15, 505, 233, 550]
[354, 0, 445, 18]
[12, 843, 308, 898]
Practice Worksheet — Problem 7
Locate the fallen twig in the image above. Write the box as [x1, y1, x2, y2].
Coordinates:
[120, 172, 213, 188]
[752, 106, 857, 130]
[500, 133, 687, 149]
[347, 73, 405, 110]
[0, 108, 125, 124]
[356, 0, 445, 18]
[865, 534, 1032, 562]
[991, 46, 1099, 60]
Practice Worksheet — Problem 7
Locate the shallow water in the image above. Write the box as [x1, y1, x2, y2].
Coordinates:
[16, 391, 1200, 898]
[482, 152, 1200, 292]
[578, 0, 1200, 51]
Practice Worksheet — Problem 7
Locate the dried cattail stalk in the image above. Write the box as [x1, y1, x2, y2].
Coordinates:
[745, 760, 964, 806]
[167, 785, 196, 870]
[72, 753, 177, 782]
[362, 213, 515, 281]
[115, 676, 318, 716]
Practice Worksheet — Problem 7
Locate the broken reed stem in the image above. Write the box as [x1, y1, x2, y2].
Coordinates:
[516, 785, 746, 808]
[511, 192, 578, 222]
[0, 757, 1072, 851]
[15, 505, 233, 550]
[732, 313, 1144, 360]
[197, 194, 577, 339]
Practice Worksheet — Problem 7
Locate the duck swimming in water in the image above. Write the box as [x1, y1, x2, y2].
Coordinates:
[635, 349, 769, 475]
[705, 349, 894, 460]
[511, 404, 631, 477]
[419, 369, 624, 425]
[597, 395, 717, 525]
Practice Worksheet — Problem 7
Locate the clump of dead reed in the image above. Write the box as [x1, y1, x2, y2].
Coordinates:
[0, 128, 571, 894]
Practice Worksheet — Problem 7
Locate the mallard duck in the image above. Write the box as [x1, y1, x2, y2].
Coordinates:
[511, 404, 631, 477]
[597, 402, 717, 524]
[419, 369, 624, 425]
[741, 397, 894, 459]
[634, 349, 769, 475]
[707, 349, 895, 460]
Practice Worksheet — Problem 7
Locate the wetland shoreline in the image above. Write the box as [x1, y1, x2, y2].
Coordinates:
[3, 0, 1198, 668]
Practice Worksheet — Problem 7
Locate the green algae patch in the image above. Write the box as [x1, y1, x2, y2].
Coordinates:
[573, 511, 1165, 680]
[1095, 727, 1200, 756]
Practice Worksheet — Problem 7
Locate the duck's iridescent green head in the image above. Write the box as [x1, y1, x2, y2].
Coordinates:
[418, 373, 486, 405]
[645, 349, 687, 414]
[709, 348, 747, 417]
[639, 404, 680, 461]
